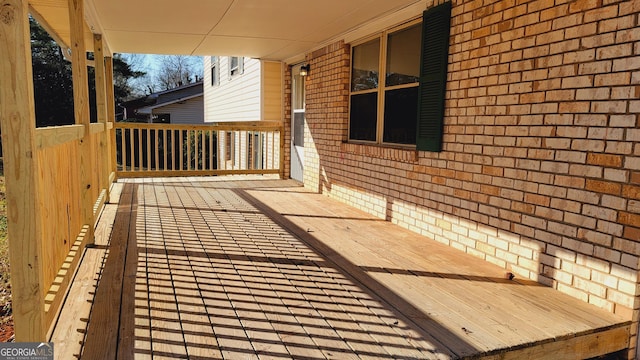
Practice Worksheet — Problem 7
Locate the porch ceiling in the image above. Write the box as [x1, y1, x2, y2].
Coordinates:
[28, 0, 424, 60]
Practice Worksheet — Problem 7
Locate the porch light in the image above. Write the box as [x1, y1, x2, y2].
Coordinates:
[300, 64, 310, 76]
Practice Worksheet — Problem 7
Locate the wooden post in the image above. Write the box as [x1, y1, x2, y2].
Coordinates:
[93, 34, 111, 202]
[68, 0, 95, 244]
[0, 0, 46, 341]
[106, 57, 117, 181]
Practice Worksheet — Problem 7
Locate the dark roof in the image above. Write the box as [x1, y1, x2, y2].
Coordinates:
[124, 81, 203, 110]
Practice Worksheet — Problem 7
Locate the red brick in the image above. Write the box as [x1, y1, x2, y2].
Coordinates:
[585, 179, 622, 195]
[565, 23, 598, 40]
[514, 12, 541, 29]
[582, 33, 616, 49]
[584, 5, 619, 23]
[568, 0, 601, 13]
[587, 153, 623, 167]
[612, 57, 640, 72]
[578, 60, 612, 75]
[623, 185, 640, 199]
[599, 15, 636, 33]
[619, 212, 640, 226]
[596, 43, 633, 60]
[595, 72, 631, 86]
[590, 101, 628, 114]
[561, 75, 593, 88]
[540, 4, 569, 22]
[575, 87, 610, 100]
[563, 49, 596, 64]
[558, 101, 590, 113]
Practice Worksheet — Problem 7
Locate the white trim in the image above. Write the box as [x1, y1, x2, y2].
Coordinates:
[210, 56, 220, 86]
[229, 56, 244, 78]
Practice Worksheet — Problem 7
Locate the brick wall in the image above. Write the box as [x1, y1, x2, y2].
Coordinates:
[302, 0, 640, 355]
[304, 42, 351, 191]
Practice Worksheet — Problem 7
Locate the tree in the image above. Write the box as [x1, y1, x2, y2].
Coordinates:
[155, 55, 200, 90]
[29, 17, 145, 127]
[30, 16, 74, 127]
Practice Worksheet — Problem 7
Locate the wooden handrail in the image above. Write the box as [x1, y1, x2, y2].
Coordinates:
[114, 121, 285, 178]
[35, 125, 84, 150]
[115, 121, 283, 131]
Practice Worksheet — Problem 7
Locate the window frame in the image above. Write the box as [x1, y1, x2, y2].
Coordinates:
[348, 18, 422, 148]
[210, 56, 220, 86]
[228, 56, 244, 78]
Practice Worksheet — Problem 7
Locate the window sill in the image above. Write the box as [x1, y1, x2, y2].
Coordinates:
[341, 142, 418, 163]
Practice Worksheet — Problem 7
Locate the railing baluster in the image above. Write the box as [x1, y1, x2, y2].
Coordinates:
[154, 128, 159, 172]
[201, 130, 206, 171]
[162, 128, 168, 171]
[138, 127, 142, 171]
[271, 131, 275, 170]
[129, 128, 134, 172]
[179, 129, 184, 171]
[119, 128, 124, 171]
[140, 129, 151, 170]
[194, 129, 199, 171]
[114, 122, 281, 177]
[169, 129, 174, 171]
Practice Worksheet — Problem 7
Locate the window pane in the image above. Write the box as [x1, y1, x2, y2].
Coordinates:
[351, 39, 380, 92]
[386, 23, 421, 87]
[349, 93, 377, 141]
[293, 112, 304, 147]
[383, 87, 418, 144]
[292, 73, 304, 110]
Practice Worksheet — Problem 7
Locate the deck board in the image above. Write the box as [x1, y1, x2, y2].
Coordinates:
[52, 177, 630, 360]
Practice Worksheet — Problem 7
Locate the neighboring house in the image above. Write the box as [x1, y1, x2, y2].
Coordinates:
[203, 56, 282, 170]
[122, 81, 204, 124]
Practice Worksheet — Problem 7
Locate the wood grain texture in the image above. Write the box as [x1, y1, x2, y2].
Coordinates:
[68, 0, 96, 247]
[35, 124, 84, 149]
[82, 183, 135, 360]
[0, 0, 46, 341]
[51, 177, 630, 359]
[106, 56, 118, 178]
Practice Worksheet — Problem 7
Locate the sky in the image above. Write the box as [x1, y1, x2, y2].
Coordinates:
[122, 53, 204, 95]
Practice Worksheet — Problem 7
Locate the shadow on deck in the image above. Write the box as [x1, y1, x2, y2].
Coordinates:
[51, 177, 630, 360]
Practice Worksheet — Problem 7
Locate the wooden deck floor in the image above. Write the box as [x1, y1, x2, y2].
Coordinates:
[51, 177, 630, 360]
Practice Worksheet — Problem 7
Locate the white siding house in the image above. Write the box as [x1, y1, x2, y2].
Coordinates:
[203, 56, 282, 122]
[204, 56, 283, 171]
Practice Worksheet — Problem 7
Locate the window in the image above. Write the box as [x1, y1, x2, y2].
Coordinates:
[350, 22, 421, 145]
[348, 2, 451, 151]
[229, 56, 244, 77]
[210, 56, 219, 86]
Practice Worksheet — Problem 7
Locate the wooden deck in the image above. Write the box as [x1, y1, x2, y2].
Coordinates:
[51, 177, 630, 360]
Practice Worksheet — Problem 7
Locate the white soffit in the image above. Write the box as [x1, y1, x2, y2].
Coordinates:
[30, 0, 425, 60]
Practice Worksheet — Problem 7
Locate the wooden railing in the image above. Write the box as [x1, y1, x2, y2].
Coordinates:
[115, 121, 285, 178]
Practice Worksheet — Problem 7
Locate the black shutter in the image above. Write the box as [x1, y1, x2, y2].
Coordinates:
[416, 2, 451, 152]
